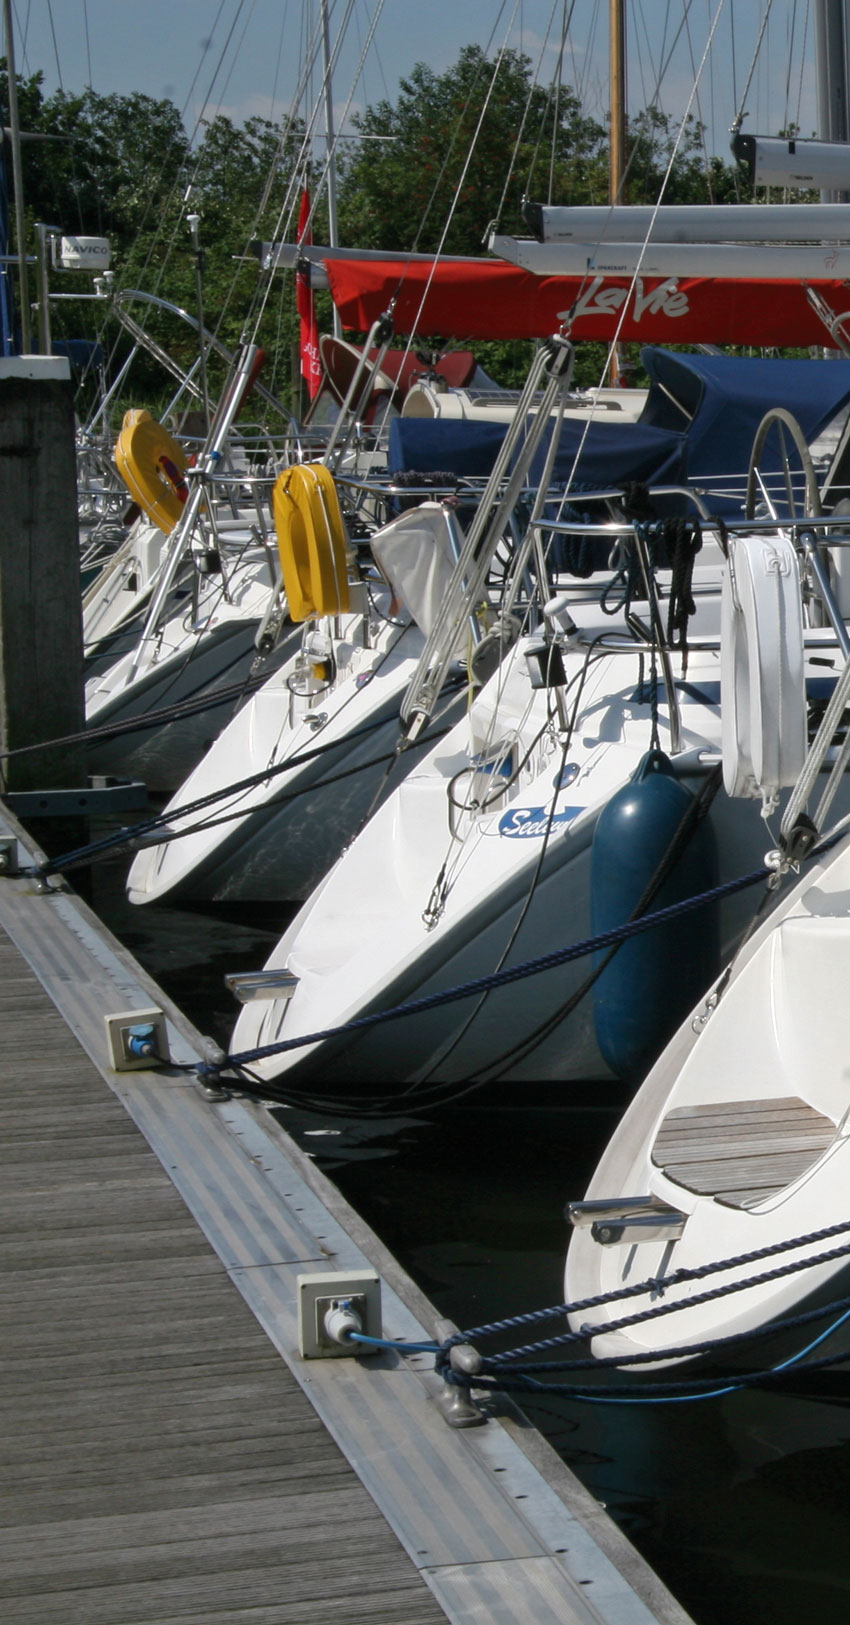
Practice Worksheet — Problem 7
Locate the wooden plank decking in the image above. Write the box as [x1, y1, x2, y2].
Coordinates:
[0, 928, 449, 1625]
[0, 807, 694, 1625]
[652, 1097, 835, 1208]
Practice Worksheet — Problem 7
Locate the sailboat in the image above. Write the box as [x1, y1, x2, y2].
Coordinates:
[82, 345, 296, 793]
[556, 4, 850, 1374]
[220, 327, 850, 1095]
[563, 519, 850, 1370]
[219, 6, 850, 1095]
[124, 494, 470, 906]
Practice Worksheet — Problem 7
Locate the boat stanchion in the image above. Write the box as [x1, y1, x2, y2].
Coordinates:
[434, 1317, 487, 1428]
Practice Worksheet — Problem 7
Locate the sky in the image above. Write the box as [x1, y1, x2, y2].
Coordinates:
[5, 1, 821, 162]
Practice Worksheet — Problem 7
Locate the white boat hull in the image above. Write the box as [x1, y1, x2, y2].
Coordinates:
[126, 617, 459, 905]
[85, 550, 280, 793]
[228, 575, 786, 1088]
[564, 829, 850, 1367]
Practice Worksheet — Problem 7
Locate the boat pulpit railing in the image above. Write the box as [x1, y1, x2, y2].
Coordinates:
[108, 289, 297, 436]
[124, 343, 271, 681]
[714, 507, 850, 863]
[526, 487, 717, 756]
[320, 312, 397, 473]
[778, 543, 850, 860]
[730, 511, 850, 657]
[333, 470, 490, 539]
[399, 334, 577, 739]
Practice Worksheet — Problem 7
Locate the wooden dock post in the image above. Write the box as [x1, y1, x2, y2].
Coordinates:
[0, 356, 85, 792]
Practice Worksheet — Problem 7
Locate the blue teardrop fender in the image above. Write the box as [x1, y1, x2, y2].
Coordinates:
[590, 749, 720, 1084]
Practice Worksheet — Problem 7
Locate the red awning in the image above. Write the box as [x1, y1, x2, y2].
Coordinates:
[324, 255, 850, 348]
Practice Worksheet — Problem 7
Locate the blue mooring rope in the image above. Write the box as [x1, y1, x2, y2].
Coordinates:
[336, 1229, 850, 1406]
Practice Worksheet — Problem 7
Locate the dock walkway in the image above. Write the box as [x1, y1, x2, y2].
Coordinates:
[0, 807, 694, 1625]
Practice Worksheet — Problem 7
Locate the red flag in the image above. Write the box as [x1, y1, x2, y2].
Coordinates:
[296, 189, 322, 399]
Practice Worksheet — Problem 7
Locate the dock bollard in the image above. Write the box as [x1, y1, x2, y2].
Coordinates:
[434, 1318, 487, 1428]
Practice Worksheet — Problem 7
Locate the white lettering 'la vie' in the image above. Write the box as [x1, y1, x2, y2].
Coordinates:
[559, 275, 690, 326]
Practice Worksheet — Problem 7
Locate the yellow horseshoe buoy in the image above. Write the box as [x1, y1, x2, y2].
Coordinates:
[273, 463, 350, 622]
[115, 409, 190, 535]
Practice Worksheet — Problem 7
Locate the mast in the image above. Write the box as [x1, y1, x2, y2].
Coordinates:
[610, 0, 627, 382]
[2, 0, 31, 351]
[814, 0, 850, 200]
[610, 0, 627, 207]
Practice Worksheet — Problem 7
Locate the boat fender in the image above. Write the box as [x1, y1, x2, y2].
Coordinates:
[721, 531, 806, 808]
[114, 409, 191, 536]
[590, 749, 720, 1085]
[273, 463, 351, 621]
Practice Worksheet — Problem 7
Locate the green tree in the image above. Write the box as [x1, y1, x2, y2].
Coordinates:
[334, 45, 744, 384]
[337, 44, 609, 256]
[0, 62, 318, 418]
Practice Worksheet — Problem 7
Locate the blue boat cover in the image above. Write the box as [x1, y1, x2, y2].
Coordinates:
[387, 349, 850, 556]
[388, 413, 687, 487]
[640, 346, 850, 479]
[388, 413, 689, 574]
[390, 352, 850, 492]
[388, 416, 507, 479]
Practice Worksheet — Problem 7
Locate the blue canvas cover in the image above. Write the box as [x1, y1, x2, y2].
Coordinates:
[388, 416, 508, 479]
[525, 415, 688, 489]
[640, 346, 850, 479]
[388, 413, 689, 575]
[526, 417, 689, 574]
[389, 413, 687, 487]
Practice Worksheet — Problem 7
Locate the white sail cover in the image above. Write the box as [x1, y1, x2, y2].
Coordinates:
[489, 231, 850, 281]
[369, 502, 463, 640]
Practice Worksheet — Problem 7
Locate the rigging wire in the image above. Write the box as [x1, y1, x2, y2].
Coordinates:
[82, 0, 91, 89]
[44, 0, 62, 88]
[546, 0, 571, 205]
[792, 0, 812, 145]
[731, 0, 775, 132]
[494, 0, 561, 221]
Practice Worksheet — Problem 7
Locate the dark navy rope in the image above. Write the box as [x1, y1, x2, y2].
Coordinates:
[478, 1236, 850, 1365]
[214, 864, 769, 1072]
[37, 714, 447, 877]
[452, 1215, 850, 1351]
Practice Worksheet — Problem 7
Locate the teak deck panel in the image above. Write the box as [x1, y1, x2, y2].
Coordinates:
[652, 1097, 835, 1207]
[0, 806, 693, 1625]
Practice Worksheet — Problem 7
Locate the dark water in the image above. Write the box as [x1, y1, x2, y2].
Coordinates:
[72, 834, 850, 1625]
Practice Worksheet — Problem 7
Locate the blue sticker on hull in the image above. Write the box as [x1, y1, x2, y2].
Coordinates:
[498, 805, 582, 837]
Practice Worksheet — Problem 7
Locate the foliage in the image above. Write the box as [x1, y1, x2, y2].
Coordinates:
[0, 62, 314, 418]
[337, 44, 610, 254]
[1, 43, 752, 411]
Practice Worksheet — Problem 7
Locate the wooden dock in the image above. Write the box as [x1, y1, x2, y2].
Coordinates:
[0, 805, 695, 1625]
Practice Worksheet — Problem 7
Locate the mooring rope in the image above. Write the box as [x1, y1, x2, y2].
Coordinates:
[204, 864, 770, 1078]
[34, 711, 445, 878]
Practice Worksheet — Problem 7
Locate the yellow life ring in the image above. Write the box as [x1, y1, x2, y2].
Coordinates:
[273, 463, 350, 622]
[115, 409, 190, 535]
